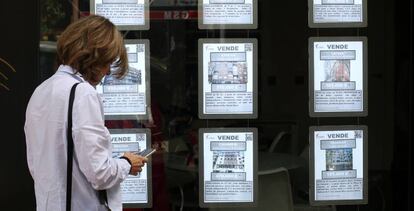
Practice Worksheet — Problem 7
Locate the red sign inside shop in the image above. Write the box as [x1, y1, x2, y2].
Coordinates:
[150, 10, 198, 20]
[81, 10, 198, 20]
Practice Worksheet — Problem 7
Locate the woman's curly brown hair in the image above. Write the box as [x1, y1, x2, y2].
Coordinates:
[57, 15, 128, 85]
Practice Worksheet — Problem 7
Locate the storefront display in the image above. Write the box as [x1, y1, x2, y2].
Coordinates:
[199, 128, 258, 207]
[198, 0, 258, 29]
[198, 39, 258, 119]
[308, 0, 367, 28]
[97, 39, 150, 120]
[309, 125, 368, 205]
[91, 0, 149, 30]
[110, 128, 153, 208]
[309, 37, 368, 117]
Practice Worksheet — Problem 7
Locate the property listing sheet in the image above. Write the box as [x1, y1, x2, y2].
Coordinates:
[313, 128, 365, 202]
[313, 0, 364, 23]
[312, 40, 365, 113]
[202, 131, 255, 203]
[97, 41, 149, 118]
[202, 41, 255, 116]
[110, 131, 149, 204]
[202, 0, 254, 25]
[92, 0, 147, 28]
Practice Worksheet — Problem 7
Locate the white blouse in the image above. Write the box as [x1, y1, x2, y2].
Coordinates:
[24, 65, 130, 211]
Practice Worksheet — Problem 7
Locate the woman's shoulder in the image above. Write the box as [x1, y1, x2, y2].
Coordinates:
[76, 82, 99, 98]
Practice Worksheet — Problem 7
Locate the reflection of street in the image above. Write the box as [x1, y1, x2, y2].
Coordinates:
[212, 151, 245, 173]
[0, 57, 16, 91]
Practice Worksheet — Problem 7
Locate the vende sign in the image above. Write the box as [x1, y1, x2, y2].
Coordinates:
[151, 10, 198, 20]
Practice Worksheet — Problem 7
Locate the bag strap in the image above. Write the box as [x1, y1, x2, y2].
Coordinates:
[66, 83, 80, 211]
[66, 82, 109, 211]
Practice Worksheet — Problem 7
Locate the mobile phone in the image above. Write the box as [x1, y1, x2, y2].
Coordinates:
[138, 148, 156, 158]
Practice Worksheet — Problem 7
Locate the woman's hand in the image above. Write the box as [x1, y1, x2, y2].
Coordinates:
[122, 152, 148, 176]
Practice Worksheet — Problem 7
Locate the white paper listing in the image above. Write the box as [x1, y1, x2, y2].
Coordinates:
[203, 132, 254, 203]
[313, 0, 364, 23]
[202, 42, 254, 115]
[111, 133, 148, 204]
[313, 41, 364, 113]
[313, 129, 364, 201]
[97, 43, 147, 117]
[94, 0, 145, 26]
[202, 0, 254, 25]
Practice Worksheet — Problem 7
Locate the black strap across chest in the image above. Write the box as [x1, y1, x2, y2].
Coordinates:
[66, 83, 108, 211]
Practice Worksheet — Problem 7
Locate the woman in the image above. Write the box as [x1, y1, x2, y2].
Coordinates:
[24, 15, 147, 211]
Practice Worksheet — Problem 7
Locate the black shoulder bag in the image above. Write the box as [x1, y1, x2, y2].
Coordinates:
[66, 83, 108, 211]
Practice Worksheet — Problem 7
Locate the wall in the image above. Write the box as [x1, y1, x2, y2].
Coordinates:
[0, 0, 39, 209]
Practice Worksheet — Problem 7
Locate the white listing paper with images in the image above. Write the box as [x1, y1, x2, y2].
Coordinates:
[111, 133, 148, 203]
[313, 41, 364, 113]
[94, 0, 145, 26]
[203, 42, 254, 115]
[314, 130, 364, 201]
[203, 132, 254, 203]
[202, 0, 254, 25]
[97, 43, 147, 116]
[313, 0, 363, 23]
